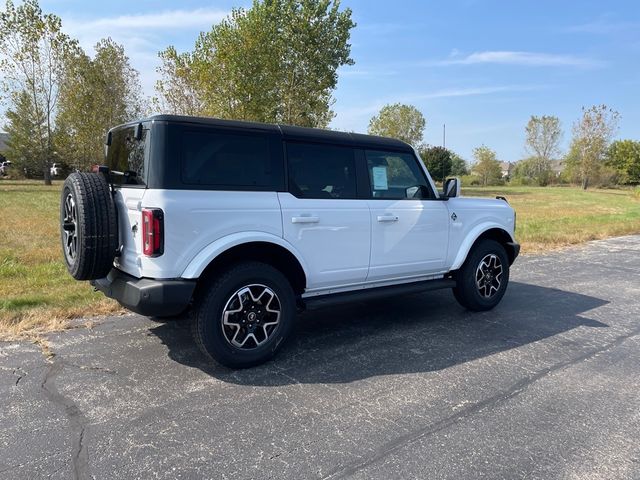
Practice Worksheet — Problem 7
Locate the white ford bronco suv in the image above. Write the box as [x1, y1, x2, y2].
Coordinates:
[60, 115, 519, 368]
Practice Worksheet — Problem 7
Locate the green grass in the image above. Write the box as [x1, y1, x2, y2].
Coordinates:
[0, 180, 639, 337]
[0, 180, 121, 338]
[463, 185, 640, 252]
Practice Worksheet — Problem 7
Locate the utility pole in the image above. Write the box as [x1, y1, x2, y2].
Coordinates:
[442, 124, 447, 183]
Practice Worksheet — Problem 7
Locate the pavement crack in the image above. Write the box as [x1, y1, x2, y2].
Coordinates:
[10, 367, 26, 386]
[323, 325, 640, 479]
[1, 366, 26, 386]
[41, 359, 90, 480]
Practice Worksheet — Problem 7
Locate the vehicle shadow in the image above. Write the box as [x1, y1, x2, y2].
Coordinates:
[149, 281, 608, 386]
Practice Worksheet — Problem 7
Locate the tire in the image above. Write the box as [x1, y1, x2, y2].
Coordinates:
[60, 172, 118, 280]
[453, 239, 510, 312]
[191, 262, 296, 368]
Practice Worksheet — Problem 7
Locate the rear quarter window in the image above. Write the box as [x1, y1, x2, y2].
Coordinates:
[106, 126, 148, 186]
[181, 130, 276, 189]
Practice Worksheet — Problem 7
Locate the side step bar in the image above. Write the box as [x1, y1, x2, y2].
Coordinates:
[302, 278, 457, 311]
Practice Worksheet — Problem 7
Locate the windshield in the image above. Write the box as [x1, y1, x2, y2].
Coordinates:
[106, 125, 148, 186]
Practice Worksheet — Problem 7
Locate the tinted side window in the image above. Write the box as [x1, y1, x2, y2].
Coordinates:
[365, 150, 434, 199]
[181, 130, 273, 188]
[106, 126, 148, 186]
[287, 142, 357, 199]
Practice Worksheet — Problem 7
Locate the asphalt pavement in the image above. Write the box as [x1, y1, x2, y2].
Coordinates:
[1, 235, 639, 480]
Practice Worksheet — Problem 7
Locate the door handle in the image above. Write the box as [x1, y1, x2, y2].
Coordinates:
[377, 215, 399, 222]
[291, 216, 319, 224]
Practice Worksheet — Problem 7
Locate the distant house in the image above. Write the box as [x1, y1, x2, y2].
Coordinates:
[500, 161, 514, 179]
[550, 159, 564, 177]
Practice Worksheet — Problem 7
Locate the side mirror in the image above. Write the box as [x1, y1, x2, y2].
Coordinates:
[443, 177, 461, 198]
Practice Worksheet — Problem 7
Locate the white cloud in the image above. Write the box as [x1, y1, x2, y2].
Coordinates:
[60, 8, 229, 101]
[429, 51, 604, 68]
[407, 84, 543, 100]
[64, 8, 228, 34]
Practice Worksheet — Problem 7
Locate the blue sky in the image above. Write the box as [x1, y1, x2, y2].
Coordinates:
[38, 0, 640, 161]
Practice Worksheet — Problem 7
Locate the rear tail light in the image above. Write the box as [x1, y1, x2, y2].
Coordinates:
[142, 208, 164, 256]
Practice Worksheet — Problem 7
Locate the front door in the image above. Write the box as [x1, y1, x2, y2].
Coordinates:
[364, 149, 449, 282]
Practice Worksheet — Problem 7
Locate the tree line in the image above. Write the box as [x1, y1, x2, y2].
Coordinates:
[1, 0, 637, 189]
[366, 102, 639, 189]
[0, 0, 355, 183]
[0, 0, 145, 183]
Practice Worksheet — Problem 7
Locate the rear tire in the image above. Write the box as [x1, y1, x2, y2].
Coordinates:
[60, 172, 118, 280]
[453, 239, 510, 311]
[191, 262, 296, 368]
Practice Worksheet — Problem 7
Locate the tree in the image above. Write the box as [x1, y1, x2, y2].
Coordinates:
[606, 139, 640, 185]
[155, 0, 355, 127]
[450, 152, 469, 176]
[56, 38, 145, 170]
[524, 115, 562, 185]
[368, 103, 425, 146]
[567, 105, 620, 190]
[153, 46, 203, 116]
[419, 146, 452, 182]
[511, 157, 538, 184]
[0, 0, 76, 184]
[4, 90, 47, 175]
[472, 145, 502, 186]
[511, 156, 555, 186]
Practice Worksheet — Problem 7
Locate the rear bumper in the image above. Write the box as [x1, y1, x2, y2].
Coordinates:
[507, 241, 521, 264]
[91, 269, 196, 317]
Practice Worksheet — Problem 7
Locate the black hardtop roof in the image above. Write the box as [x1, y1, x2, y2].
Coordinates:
[129, 114, 413, 151]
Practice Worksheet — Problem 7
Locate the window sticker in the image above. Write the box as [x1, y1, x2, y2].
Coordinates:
[372, 166, 388, 190]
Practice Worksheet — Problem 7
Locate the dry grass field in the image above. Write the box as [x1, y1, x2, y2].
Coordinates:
[0, 180, 123, 340]
[464, 185, 640, 252]
[1, 180, 639, 339]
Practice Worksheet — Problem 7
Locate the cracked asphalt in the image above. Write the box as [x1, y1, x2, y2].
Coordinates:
[1, 235, 640, 480]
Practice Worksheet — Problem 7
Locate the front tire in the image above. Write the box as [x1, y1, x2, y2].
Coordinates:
[453, 239, 510, 311]
[191, 262, 296, 368]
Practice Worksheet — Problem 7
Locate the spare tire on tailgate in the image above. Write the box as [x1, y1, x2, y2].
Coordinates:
[60, 172, 118, 280]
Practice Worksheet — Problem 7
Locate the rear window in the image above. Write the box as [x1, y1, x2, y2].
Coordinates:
[286, 142, 357, 199]
[181, 130, 274, 188]
[106, 126, 148, 186]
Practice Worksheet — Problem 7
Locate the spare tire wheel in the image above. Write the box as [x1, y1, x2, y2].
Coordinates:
[60, 172, 118, 280]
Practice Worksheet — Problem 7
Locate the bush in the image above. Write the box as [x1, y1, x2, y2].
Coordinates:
[595, 166, 621, 188]
[459, 174, 480, 186]
[509, 176, 533, 186]
[0, 162, 26, 180]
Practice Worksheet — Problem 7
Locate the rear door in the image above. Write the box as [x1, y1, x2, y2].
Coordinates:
[279, 142, 370, 291]
[365, 149, 449, 282]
